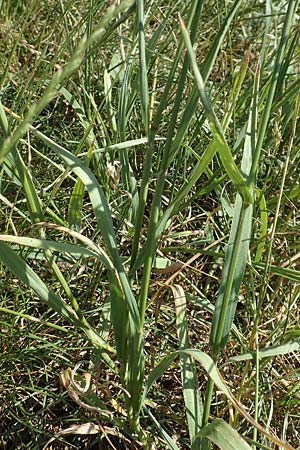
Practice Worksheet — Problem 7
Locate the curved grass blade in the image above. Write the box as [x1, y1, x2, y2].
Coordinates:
[0, 234, 113, 270]
[194, 419, 252, 450]
[0, 307, 68, 333]
[0, 241, 115, 354]
[179, 15, 253, 205]
[230, 340, 300, 362]
[32, 127, 141, 331]
[144, 349, 295, 450]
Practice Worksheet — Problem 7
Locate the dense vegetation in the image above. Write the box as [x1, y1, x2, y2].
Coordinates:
[0, 0, 300, 448]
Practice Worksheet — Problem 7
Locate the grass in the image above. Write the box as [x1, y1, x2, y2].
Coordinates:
[0, 0, 300, 448]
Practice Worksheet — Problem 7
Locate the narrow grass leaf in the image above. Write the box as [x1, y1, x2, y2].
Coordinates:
[0, 234, 112, 270]
[59, 87, 100, 230]
[194, 419, 252, 450]
[68, 146, 93, 231]
[172, 284, 202, 448]
[131, 139, 216, 274]
[209, 63, 259, 355]
[144, 350, 231, 404]
[10, 148, 44, 223]
[143, 406, 181, 450]
[254, 190, 268, 262]
[179, 16, 253, 205]
[249, 0, 299, 182]
[253, 262, 300, 283]
[0, 241, 114, 353]
[230, 340, 300, 362]
[137, 0, 149, 132]
[0, 101, 9, 135]
[0, 307, 68, 333]
[170, 0, 243, 158]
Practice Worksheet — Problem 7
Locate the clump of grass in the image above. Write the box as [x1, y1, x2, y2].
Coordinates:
[1, 0, 300, 449]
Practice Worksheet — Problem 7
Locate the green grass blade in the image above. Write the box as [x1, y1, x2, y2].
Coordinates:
[254, 189, 268, 263]
[179, 15, 253, 205]
[136, 0, 149, 132]
[209, 61, 260, 355]
[194, 419, 252, 450]
[230, 340, 300, 362]
[200, 0, 242, 81]
[249, 0, 299, 183]
[0, 307, 68, 333]
[32, 127, 141, 331]
[209, 201, 253, 354]
[0, 101, 9, 135]
[68, 143, 94, 231]
[0, 233, 113, 270]
[252, 262, 300, 283]
[10, 148, 44, 223]
[170, 0, 243, 159]
[0, 241, 114, 354]
[129, 0, 202, 269]
[131, 139, 216, 274]
[143, 349, 230, 408]
[59, 87, 104, 230]
[108, 271, 129, 365]
[0, 0, 134, 164]
[144, 349, 295, 450]
[173, 284, 203, 449]
[143, 406, 181, 450]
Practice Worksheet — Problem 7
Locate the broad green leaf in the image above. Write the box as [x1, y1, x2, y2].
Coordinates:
[194, 419, 252, 450]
